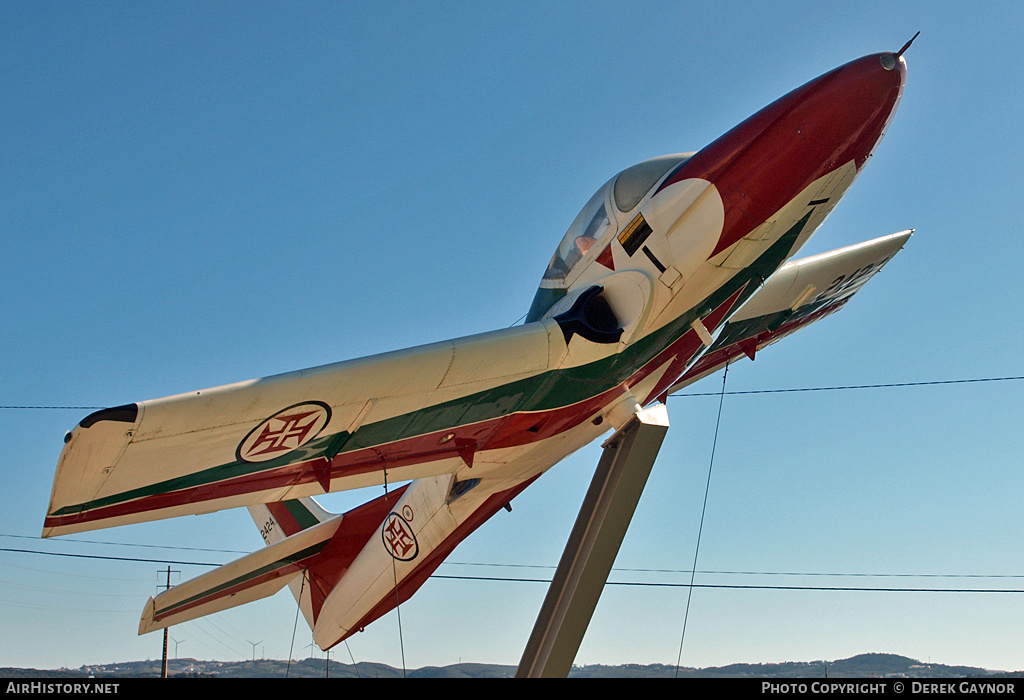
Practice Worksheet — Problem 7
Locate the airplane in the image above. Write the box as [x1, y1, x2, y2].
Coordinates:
[43, 46, 914, 652]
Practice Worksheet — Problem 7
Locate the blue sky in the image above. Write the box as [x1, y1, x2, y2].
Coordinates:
[2, 1, 1023, 672]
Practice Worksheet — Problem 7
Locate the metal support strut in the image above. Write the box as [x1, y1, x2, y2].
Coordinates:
[516, 404, 669, 678]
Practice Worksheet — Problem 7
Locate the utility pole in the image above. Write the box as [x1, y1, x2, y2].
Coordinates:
[157, 566, 179, 679]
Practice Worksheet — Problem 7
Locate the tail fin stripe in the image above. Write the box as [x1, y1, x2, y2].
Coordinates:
[267, 500, 321, 536]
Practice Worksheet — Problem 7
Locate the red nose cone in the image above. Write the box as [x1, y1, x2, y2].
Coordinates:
[659, 53, 906, 259]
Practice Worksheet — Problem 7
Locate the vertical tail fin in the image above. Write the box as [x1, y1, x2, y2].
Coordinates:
[248, 497, 333, 544]
[247, 497, 334, 631]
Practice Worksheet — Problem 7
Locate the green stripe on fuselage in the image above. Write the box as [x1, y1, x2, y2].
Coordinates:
[54, 214, 810, 519]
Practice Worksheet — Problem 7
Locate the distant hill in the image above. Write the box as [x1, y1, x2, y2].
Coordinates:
[568, 654, 1014, 679]
[3, 653, 1020, 678]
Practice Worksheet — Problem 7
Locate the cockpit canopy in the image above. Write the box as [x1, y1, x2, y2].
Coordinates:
[528, 153, 692, 323]
[542, 185, 612, 282]
[542, 154, 691, 285]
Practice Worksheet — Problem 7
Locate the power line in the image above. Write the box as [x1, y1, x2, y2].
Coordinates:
[0, 559, 151, 582]
[0, 405, 104, 410]
[443, 561, 1024, 579]
[0, 547, 223, 567]
[8, 544, 1024, 582]
[678, 364, 729, 674]
[3, 375, 1021, 412]
[0, 533, 249, 555]
[0, 577, 142, 598]
[0, 597, 136, 614]
[185, 617, 250, 659]
[670, 375, 1024, 398]
[430, 574, 1024, 594]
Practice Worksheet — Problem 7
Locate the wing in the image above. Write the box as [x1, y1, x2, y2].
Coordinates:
[44, 321, 565, 536]
[669, 230, 912, 392]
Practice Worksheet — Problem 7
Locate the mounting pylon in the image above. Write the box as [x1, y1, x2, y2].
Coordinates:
[516, 404, 669, 678]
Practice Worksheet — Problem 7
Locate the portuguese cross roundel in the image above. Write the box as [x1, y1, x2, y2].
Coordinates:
[236, 401, 332, 464]
[382, 512, 419, 561]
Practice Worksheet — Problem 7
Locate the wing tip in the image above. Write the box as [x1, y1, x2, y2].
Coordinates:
[138, 597, 158, 635]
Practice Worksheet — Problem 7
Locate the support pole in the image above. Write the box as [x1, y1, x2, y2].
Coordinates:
[161, 566, 171, 679]
[516, 404, 669, 678]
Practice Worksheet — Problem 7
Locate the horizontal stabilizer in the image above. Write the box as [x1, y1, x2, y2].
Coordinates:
[670, 230, 912, 392]
[138, 514, 343, 634]
[138, 472, 539, 649]
[139, 487, 405, 636]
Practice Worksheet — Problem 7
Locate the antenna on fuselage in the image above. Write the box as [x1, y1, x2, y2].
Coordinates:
[897, 31, 920, 58]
